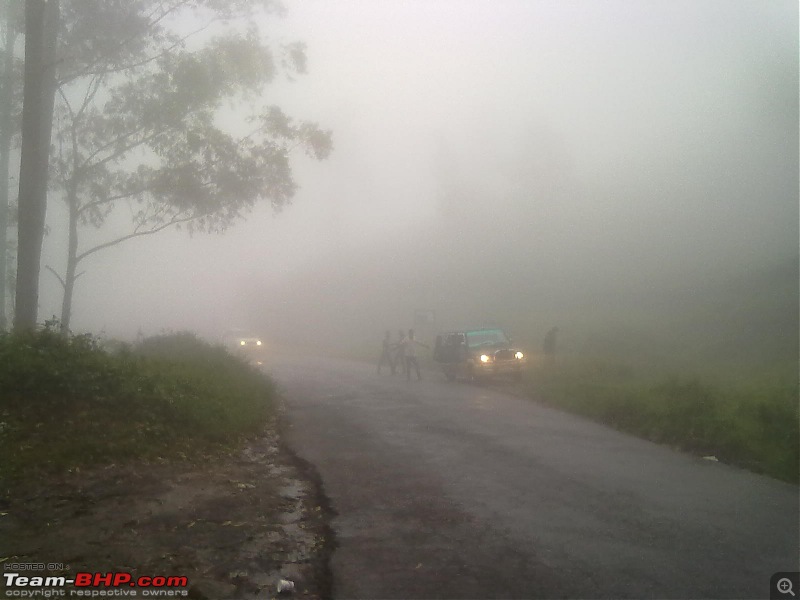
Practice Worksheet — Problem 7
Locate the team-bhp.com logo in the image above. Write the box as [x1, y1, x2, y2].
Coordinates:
[4, 572, 189, 597]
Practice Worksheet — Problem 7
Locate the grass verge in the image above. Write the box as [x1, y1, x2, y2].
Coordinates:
[526, 358, 798, 483]
[0, 327, 276, 487]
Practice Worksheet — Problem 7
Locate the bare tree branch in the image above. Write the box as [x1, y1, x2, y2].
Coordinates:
[56, 85, 75, 120]
[45, 264, 66, 289]
[76, 212, 195, 264]
[74, 73, 105, 122]
[47, 264, 86, 287]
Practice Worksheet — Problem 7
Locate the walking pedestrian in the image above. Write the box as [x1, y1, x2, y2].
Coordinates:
[403, 329, 429, 381]
[543, 326, 559, 365]
[377, 330, 395, 374]
[395, 329, 407, 376]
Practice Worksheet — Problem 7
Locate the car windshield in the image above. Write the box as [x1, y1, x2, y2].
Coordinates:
[465, 329, 509, 348]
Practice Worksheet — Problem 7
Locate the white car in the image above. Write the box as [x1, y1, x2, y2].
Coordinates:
[223, 330, 266, 365]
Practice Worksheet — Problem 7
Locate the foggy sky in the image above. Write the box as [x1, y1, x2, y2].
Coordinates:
[36, 0, 798, 347]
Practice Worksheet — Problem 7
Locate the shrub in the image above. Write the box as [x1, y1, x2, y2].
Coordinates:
[527, 359, 798, 483]
[0, 326, 276, 485]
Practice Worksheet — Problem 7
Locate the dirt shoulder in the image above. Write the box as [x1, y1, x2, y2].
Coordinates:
[0, 420, 334, 600]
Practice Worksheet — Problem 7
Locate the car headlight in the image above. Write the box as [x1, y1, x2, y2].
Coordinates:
[240, 340, 246, 346]
[480, 354, 490, 363]
[256, 340, 262, 346]
[515, 351, 524, 359]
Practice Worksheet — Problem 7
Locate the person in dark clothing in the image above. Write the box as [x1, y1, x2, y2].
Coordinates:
[403, 329, 429, 381]
[543, 326, 559, 364]
[377, 330, 395, 374]
[394, 329, 407, 376]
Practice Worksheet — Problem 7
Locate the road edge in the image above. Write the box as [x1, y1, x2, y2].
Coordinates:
[276, 402, 339, 600]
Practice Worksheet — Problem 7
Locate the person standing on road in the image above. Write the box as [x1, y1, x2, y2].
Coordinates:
[395, 329, 407, 376]
[377, 330, 395, 374]
[403, 329, 429, 381]
[543, 326, 559, 365]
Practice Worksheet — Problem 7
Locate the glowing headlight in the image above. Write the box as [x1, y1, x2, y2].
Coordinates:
[515, 351, 524, 359]
[480, 354, 490, 363]
[256, 340, 262, 346]
[240, 340, 246, 346]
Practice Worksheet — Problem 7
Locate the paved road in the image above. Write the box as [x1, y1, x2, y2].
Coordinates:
[268, 357, 798, 599]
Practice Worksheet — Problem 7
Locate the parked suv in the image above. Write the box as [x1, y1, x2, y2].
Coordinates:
[433, 328, 526, 382]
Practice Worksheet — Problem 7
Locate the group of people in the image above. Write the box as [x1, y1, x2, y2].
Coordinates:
[379, 326, 559, 378]
[377, 329, 428, 380]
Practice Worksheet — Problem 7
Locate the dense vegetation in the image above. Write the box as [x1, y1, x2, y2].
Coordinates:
[521, 259, 799, 483]
[526, 360, 798, 483]
[0, 326, 276, 485]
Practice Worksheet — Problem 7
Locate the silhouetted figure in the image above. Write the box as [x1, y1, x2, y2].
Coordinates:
[543, 326, 559, 364]
[395, 329, 407, 376]
[403, 329, 429, 381]
[377, 330, 395, 374]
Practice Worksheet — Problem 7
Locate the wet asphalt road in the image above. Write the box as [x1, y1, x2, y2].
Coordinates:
[268, 357, 798, 599]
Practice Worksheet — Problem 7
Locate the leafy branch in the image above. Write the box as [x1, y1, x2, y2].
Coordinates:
[46, 0, 332, 331]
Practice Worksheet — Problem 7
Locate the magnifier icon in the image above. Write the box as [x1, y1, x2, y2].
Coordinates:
[778, 578, 796, 597]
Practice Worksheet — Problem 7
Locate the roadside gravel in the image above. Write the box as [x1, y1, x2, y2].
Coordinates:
[0, 421, 333, 600]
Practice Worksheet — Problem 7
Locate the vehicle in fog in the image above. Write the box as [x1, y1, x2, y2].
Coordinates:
[223, 329, 266, 366]
[433, 328, 526, 382]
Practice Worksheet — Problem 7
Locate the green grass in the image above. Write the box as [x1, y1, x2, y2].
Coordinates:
[0, 326, 276, 486]
[526, 357, 799, 483]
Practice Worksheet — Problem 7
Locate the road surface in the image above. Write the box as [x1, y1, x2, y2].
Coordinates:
[267, 356, 798, 599]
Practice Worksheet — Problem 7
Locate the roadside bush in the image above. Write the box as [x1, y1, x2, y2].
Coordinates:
[0, 326, 276, 485]
[650, 377, 721, 447]
[528, 359, 799, 483]
[0, 325, 120, 403]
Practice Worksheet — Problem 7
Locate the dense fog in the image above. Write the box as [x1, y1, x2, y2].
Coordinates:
[35, 0, 798, 359]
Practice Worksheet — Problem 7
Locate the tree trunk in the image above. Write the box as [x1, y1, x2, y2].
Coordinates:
[13, 0, 58, 332]
[0, 2, 17, 331]
[60, 190, 78, 333]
